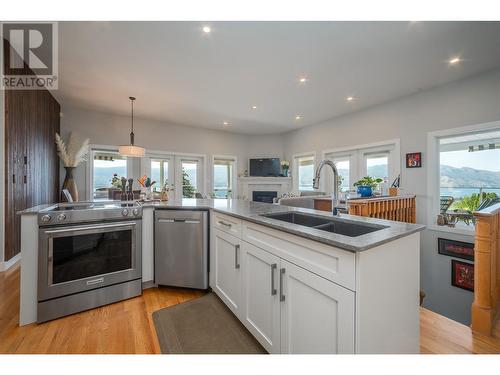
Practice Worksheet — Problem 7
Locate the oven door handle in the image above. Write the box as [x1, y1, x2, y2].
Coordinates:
[44, 221, 136, 235]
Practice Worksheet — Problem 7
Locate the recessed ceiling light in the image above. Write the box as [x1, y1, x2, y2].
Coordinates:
[223, 121, 229, 126]
[251, 105, 257, 110]
[295, 115, 302, 120]
[346, 96, 355, 102]
[299, 77, 307, 83]
[202, 26, 211, 33]
[449, 57, 461, 65]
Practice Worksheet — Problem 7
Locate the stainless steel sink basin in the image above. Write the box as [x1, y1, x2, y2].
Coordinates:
[262, 212, 331, 227]
[261, 212, 388, 237]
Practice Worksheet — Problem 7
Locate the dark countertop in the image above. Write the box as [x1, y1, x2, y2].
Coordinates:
[19, 199, 425, 252]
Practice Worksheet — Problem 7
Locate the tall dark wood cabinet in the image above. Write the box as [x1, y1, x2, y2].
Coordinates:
[3, 46, 61, 261]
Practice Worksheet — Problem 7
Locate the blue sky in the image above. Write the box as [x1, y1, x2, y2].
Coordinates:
[440, 149, 500, 172]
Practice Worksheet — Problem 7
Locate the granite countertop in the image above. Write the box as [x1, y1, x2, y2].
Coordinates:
[146, 199, 425, 252]
[19, 199, 425, 252]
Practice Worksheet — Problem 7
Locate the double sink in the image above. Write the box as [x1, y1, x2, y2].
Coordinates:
[260, 212, 388, 237]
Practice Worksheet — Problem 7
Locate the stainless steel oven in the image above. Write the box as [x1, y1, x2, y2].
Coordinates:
[36, 202, 143, 323]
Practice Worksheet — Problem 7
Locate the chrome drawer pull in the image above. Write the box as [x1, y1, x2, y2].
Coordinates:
[279, 268, 286, 302]
[218, 220, 232, 228]
[271, 263, 277, 296]
[235, 244, 240, 269]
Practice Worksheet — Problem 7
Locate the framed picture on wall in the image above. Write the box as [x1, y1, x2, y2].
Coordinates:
[406, 152, 422, 168]
[438, 238, 474, 261]
[451, 260, 474, 292]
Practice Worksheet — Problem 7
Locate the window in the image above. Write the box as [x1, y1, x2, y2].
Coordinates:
[91, 150, 127, 200]
[333, 159, 350, 192]
[293, 154, 315, 191]
[365, 153, 389, 180]
[182, 161, 198, 198]
[151, 159, 169, 192]
[324, 140, 399, 192]
[436, 128, 500, 229]
[213, 157, 236, 198]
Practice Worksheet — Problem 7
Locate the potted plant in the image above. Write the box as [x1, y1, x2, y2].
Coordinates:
[353, 176, 383, 197]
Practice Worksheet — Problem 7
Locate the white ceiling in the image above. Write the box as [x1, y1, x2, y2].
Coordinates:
[54, 21, 500, 135]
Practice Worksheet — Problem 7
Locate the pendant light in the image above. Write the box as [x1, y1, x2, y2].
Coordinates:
[119, 96, 145, 157]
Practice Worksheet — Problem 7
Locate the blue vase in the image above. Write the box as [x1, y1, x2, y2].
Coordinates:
[357, 185, 372, 197]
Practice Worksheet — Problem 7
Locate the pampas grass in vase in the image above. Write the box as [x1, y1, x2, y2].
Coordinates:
[55, 132, 90, 202]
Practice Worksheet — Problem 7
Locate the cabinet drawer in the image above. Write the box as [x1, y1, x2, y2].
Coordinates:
[242, 221, 356, 291]
[212, 211, 242, 238]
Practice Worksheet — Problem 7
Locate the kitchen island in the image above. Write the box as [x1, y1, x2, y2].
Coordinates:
[19, 199, 424, 354]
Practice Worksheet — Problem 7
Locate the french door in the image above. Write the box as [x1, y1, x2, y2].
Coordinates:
[145, 154, 175, 193]
[174, 156, 204, 199]
[144, 154, 204, 200]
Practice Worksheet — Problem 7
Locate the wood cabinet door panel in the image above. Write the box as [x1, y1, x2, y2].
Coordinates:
[3, 85, 60, 261]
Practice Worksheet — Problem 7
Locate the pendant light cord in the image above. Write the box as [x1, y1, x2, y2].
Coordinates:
[130, 96, 136, 146]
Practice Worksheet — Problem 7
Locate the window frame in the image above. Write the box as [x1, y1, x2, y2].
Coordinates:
[292, 151, 316, 192]
[212, 155, 237, 199]
[87, 144, 133, 200]
[427, 120, 500, 235]
[322, 139, 400, 193]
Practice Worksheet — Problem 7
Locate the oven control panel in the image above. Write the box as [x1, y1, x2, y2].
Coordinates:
[38, 202, 143, 226]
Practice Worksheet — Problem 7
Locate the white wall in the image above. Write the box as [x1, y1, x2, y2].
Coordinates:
[283, 67, 500, 325]
[60, 106, 284, 199]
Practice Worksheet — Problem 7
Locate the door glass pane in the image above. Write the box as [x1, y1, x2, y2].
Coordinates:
[214, 160, 233, 198]
[334, 160, 350, 192]
[151, 159, 169, 192]
[297, 156, 314, 191]
[92, 152, 127, 200]
[52, 230, 132, 284]
[182, 162, 198, 198]
[366, 155, 388, 180]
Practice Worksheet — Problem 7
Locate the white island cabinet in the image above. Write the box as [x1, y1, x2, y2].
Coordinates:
[212, 228, 243, 317]
[210, 211, 420, 354]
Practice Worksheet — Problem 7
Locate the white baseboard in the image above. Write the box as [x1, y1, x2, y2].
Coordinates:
[0, 253, 21, 272]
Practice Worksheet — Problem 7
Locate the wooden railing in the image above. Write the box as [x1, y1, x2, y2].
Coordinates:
[347, 194, 417, 224]
[471, 203, 500, 336]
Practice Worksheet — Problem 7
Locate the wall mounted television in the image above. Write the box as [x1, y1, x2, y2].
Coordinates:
[249, 158, 281, 177]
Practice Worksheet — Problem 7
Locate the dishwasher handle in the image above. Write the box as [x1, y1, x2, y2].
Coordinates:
[158, 218, 201, 224]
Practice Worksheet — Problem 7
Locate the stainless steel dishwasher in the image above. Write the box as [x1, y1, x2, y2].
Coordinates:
[154, 210, 208, 289]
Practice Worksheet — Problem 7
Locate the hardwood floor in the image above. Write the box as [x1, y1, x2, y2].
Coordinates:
[420, 306, 500, 354]
[0, 263, 203, 354]
[1, 263, 499, 354]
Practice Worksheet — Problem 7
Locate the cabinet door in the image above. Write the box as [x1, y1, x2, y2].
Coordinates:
[213, 229, 243, 317]
[280, 259, 355, 354]
[241, 242, 280, 353]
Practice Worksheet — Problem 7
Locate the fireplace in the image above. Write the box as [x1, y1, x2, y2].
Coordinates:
[252, 191, 278, 203]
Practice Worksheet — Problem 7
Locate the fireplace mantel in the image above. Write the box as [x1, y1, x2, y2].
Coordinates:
[238, 176, 292, 201]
